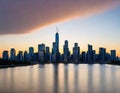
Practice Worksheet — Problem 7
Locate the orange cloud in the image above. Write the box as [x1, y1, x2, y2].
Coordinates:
[0, 0, 120, 35]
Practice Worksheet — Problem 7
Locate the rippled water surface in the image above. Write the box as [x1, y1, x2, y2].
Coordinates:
[0, 64, 120, 93]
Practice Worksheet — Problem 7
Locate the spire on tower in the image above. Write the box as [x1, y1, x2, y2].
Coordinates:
[56, 27, 59, 33]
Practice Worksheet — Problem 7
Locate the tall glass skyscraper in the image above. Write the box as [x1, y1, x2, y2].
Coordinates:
[63, 40, 70, 62]
[55, 32, 59, 53]
[52, 29, 60, 62]
[10, 48, 16, 60]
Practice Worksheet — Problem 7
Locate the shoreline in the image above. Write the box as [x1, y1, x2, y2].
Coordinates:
[0, 64, 35, 68]
[0, 62, 120, 69]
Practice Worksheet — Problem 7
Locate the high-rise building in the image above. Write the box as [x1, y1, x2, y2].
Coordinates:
[18, 51, 23, 61]
[52, 42, 56, 54]
[24, 51, 28, 62]
[106, 53, 111, 61]
[34, 53, 38, 62]
[46, 47, 50, 53]
[99, 47, 106, 63]
[55, 29, 59, 53]
[38, 43, 45, 52]
[81, 51, 86, 62]
[92, 50, 96, 62]
[63, 40, 70, 62]
[2, 50, 9, 60]
[55, 31, 60, 62]
[29, 47, 34, 54]
[10, 48, 16, 60]
[52, 42, 56, 62]
[38, 44, 45, 62]
[110, 50, 116, 61]
[73, 43, 80, 63]
[45, 46, 50, 62]
[51, 31, 60, 63]
[87, 44, 93, 63]
[52, 42, 57, 62]
[38, 51, 45, 62]
[29, 47, 34, 62]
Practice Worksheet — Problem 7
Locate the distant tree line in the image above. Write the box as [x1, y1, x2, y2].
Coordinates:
[0, 58, 32, 66]
[107, 60, 120, 65]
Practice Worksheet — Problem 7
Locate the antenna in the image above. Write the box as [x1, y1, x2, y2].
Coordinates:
[56, 27, 59, 33]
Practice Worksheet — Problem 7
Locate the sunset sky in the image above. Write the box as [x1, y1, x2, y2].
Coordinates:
[0, 0, 120, 57]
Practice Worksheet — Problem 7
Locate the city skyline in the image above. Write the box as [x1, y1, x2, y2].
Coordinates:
[0, 24, 120, 58]
[0, 1, 120, 58]
[1, 32, 118, 63]
[0, 26, 120, 58]
[0, 1, 120, 93]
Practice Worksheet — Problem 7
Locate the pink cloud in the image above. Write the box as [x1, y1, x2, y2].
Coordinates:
[0, 0, 120, 35]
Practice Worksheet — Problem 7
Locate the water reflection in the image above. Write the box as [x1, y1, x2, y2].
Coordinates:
[53, 64, 59, 93]
[64, 64, 69, 93]
[87, 65, 94, 93]
[99, 65, 106, 93]
[0, 64, 120, 93]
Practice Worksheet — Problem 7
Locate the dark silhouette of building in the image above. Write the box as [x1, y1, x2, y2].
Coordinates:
[24, 51, 28, 62]
[99, 47, 106, 63]
[87, 44, 93, 63]
[63, 40, 70, 62]
[73, 43, 80, 63]
[52, 42, 57, 62]
[2, 50, 9, 60]
[1, 30, 119, 64]
[45, 46, 50, 62]
[92, 50, 96, 62]
[55, 31, 59, 53]
[110, 50, 116, 61]
[17, 51, 23, 61]
[10, 48, 16, 61]
[55, 31, 60, 62]
[81, 51, 87, 62]
[28, 47, 34, 62]
[38, 44, 45, 63]
[52, 30, 60, 63]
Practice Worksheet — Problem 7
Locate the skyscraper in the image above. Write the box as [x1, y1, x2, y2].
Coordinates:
[38, 44, 45, 62]
[24, 51, 28, 62]
[52, 42, 56, 54]
[73, 43, 80, 63]
[29, 47, 34, 54]
[29, 47, 34, 62]
[17, 51, 23, 61]
[52, 30, 60, 63]
[87, 44, 93, 63]
[38, 43, 45, 52]
[2, 50, 9, 60]
[55, 28, 59, 53]
[45, 46, 50, 62]
[92, 50, 96, 62]
[99, 47, 106, 63]
[110, 50, 116, 61]
[10, 48, 16, 60]
[81, 51, 86, 62]
[63, 40, 70, 62]
[52, 42, 57, 62]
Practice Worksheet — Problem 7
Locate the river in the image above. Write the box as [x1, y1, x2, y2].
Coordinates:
[0, 64, 120, 93]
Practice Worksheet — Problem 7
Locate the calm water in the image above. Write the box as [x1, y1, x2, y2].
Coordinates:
[0, 64, 120, 93]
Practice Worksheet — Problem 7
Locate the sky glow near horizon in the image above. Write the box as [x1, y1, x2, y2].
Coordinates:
[0, 0, 120, 57]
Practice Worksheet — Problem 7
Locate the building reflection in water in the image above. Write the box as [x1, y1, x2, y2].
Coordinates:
[87, 64, 94, 93]
[64, 64, 69, 93]
[0, 64, 120, 93]
[53, 64, 59, 93]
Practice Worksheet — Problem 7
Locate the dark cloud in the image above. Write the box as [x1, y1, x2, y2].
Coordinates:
[0, 0, 120, 35]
